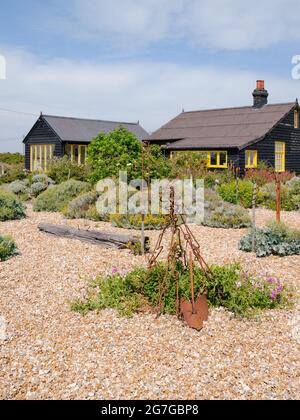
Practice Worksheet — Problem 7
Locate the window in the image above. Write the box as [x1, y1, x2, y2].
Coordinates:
[275, 142, 285, 172]
[30, 144, 54, 172]
[245, 150, 258, 168]
[207, 151, 228, 168]
[65, 144, 87, 165]
[294, 110, 299, 129]
[170, 150, 228, 168]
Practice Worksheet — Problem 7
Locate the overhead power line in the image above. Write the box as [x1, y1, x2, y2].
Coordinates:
[0, 107, 37, 117]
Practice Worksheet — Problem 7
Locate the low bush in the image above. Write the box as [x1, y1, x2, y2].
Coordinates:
[0, 163, 26, 185]
[0, 189, 26, 221]
[72, 263, 288, 318]
[47, 157, 91, 184]
[204, 170, 235, 189]
[33, 180, 90, 212]
[245, 164, 295, 187]
[31, 174, 54, 186]
[170, 152, 208, 179]
[63, 191, 101, 220]
[239, 221, 300, 257]
[259, 177, 300, 211]
[0, 153, 24, 165]
[110, 213, 168, 230]
[218, 180, 255, 208]
[200, 189, 251, 229]
[30, 182, 48, 197]
[6, 180, 30, 200]
[204, 202, 251, 229]
[0, 235, 18, 261]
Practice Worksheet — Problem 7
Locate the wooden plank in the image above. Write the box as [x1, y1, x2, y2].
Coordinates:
[38, 223, 148, 249]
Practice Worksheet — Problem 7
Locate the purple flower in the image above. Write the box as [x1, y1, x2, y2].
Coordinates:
[270, 290, 278, 300]
[277, 285, 284, 294]
[112, 267, 119, 274]
[267, 277, 276, 284]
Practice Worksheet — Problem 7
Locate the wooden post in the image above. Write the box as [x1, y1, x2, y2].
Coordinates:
[235, 167, 239, 205]
[141, 146, 145, 256]
[275, 175, 281, 224]
[252, 182, 257, 253]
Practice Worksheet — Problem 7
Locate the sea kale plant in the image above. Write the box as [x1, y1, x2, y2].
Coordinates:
[239, 221, 300, 257]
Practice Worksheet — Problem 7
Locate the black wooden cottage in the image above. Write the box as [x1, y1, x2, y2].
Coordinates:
[23, 114, 148, 172]
[146, 81, 300, 173]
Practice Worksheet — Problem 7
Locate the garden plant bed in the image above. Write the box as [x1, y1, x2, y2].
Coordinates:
[0, 205, 299, 400]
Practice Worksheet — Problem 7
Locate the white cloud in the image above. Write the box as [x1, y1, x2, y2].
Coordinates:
[55, 0, 300, 50]
[0, 47, 299, 152]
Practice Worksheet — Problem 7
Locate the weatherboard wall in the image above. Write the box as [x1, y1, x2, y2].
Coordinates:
[239, 108, 300, 173]
[24, 117, 63, 170]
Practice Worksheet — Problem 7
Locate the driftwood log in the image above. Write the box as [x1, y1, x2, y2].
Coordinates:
[38, 224, 149, 250]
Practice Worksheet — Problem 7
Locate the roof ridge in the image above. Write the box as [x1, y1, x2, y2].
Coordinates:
[42, 114, 140, 126]
[160, 120, 283, 130]
[182, 102, 295, 114]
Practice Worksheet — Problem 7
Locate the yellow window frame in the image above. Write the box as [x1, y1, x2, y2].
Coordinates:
[294, 110, 299, 129]
[30, 144, 54, 172]
[69, 144, 87, 165]
[170, 150, 228, 168]
[245, 150, 258, 168]
[275, 141, 286, 173]
[207, 151, 228, 168]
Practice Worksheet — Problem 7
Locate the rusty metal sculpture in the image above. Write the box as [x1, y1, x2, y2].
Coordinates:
[148, 188, 210, 331]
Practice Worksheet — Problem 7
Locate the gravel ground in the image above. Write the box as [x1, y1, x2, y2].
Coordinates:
[0, 205, 299, 400]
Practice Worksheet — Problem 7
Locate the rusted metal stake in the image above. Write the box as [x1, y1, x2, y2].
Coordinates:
[276, 176, 281, 224]
[176, 272, 180, 318]
[252, 182, 257, 253]
[189, 252, 196, 315]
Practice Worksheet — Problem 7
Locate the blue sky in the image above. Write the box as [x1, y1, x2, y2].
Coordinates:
[0, 0, 300, 152]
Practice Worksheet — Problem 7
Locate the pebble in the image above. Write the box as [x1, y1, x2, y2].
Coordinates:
[0, 205, 299, 400]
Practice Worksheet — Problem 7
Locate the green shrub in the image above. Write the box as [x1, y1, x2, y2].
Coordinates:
[31, 174, 54, 185]
[0, 235, 18, 261]
[33, 180, 91, 212]
[200, 189, 251, 229]
[245, 162, 295, 187]
[286, 177, 300, 195]
[87, 128, 170, 183]
[0, 153, 24, 165]
[30, 182, 48, 197]
[0, 163, 26, 185]
[46, 157, 90, 184]
[218, 180, 255, 208]
[6, 180, 30, 199]
[204, 170, 235, 189]
[87, 128, 142, 183]
[0, 189, 26, 221]
[259, 178, 300, 211]
[110, 213, 168, 230]
[170, 152, 208, 179]
[204, 202, 251, 229]
[63, 191, 99, 219]
[239, 222, 300, 257]
[73, 263, 288, 318]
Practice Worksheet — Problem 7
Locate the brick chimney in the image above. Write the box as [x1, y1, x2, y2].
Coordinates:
[253, 80, 269, 108]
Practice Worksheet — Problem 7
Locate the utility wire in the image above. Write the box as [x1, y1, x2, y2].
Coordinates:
[0, 107, 37, 117]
